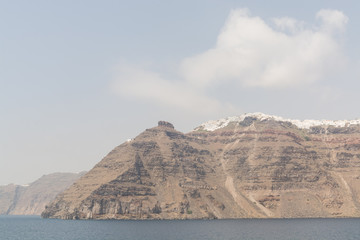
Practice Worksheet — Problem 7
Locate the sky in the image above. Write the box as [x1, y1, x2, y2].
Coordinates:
[1, 0, 360, 185]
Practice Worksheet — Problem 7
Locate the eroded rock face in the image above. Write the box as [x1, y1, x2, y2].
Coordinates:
[42, 119, 360, 219]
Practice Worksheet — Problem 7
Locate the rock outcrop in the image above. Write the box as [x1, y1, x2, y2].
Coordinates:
[0, 172, 85, 215]
[42, 114, 360, 219]
[158, 121, 175, 129]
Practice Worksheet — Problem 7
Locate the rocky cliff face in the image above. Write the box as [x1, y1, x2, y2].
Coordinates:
[0, 172, 85, 215]
[42, 114, 360, 219]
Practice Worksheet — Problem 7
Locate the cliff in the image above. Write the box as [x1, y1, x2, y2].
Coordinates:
[0, 172, 85, 215]
[42, 114, 360, 219]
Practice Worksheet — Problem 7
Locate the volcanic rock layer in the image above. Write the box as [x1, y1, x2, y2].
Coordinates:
[42, 115, 360, 219]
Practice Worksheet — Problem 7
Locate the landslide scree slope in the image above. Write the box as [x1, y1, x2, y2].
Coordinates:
[42, 115, 360, 219]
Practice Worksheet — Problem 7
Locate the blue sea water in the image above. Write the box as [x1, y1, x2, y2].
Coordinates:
[1, 216, 360, 240]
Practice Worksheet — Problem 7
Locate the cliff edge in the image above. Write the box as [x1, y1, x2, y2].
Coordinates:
[42, 116, 360, 219]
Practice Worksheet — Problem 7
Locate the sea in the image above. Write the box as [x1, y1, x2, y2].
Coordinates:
[1, 216, 360, 240]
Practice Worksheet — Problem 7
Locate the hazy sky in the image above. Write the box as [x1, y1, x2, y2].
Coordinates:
[1, 0, 360, 185]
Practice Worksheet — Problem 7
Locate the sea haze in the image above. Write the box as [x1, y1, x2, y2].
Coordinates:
[1, 216, 360, 240]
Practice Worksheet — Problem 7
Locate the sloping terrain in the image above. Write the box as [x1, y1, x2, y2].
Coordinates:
[42, 115, 360, 219]
[0, 172, 84, 215]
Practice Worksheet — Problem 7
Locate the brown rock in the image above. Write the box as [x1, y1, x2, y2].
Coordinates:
[42, 118, 360, 219]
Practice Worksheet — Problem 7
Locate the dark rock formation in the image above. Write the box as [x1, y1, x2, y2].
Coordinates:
[158, 121, 174, 129]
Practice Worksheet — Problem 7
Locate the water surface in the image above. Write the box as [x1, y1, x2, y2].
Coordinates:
[1, 216, 359, 240]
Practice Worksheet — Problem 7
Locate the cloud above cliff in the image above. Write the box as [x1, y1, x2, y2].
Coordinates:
[181, 8, 348, 88]
[112, 8, 348, 112]
[111, 65, 235, 114]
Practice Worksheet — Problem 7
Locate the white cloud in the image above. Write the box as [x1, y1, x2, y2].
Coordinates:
[112, 8, 349, 113]
[181, 8, 348, 88]
[316, 9, 348, 33]
[111, 64, 235, 114]
[272, 17, 304, 33]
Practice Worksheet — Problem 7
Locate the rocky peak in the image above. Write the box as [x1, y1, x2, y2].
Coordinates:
[158, 121, 174, 129]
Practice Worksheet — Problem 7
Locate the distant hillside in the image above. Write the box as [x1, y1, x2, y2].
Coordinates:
[42, 114, 360, 220]
[0, 172, 85, 215]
